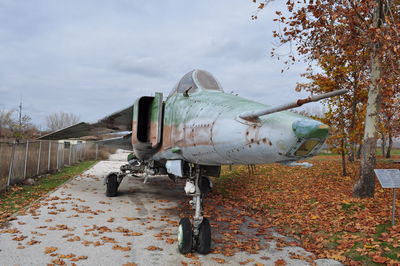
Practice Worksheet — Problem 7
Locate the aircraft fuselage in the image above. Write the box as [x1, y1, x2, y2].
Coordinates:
[138, 90, 328, 166]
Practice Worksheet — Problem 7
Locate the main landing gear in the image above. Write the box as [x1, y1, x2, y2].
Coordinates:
[105, 172, 123, 197]
[104, 159, 145, 197]
[178, 166, 212, 254]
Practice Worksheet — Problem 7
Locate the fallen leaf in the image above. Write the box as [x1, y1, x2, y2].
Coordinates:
[44, 246, 58, 254]
[146, 245, 163, 251]
[123, 217, 140, 221]
[239, 258, 255, 265]
[12, 235, 27, 241]
[166, 238, 176, 244]
[113, 245, 131, 252]
[59, 254, 76, 259]
[51, 259, 65, 265]
[274, 259, 286, 265]
[211, 257, 226, 264]
[27, 239, 41, 245]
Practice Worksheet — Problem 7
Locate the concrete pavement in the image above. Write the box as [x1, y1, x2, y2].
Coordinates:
[0, 151, 342, 265]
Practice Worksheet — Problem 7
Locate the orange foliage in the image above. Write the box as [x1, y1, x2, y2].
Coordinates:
[198, 160, 400, 264]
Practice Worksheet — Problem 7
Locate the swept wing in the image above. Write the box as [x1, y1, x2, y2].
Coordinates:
[39, 105, 133, 147]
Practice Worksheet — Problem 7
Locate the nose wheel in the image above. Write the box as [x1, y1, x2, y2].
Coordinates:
[196, 217, 211, 254]
[178, 218, 193, 254]
[177, 217, 211, 254]
[177, 166, 212, 254]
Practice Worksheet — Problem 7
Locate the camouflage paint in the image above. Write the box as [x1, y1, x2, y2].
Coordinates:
[148, 89, 329, 165]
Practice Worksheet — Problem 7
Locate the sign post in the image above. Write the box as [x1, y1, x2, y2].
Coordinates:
[374, 169, 400, 226]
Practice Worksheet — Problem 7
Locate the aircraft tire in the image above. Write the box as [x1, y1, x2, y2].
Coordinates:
[196, 218, 211, 254]
[178, 218, 193, 254]
[200, 176, 212, 195]
[106, 173, 118, 197]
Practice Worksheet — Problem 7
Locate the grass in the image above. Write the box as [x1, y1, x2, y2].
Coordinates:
[0, 141, 113, 191]
[345, 242, 375, 265]
[343, 223, 396, 265]
[0, 160, 97, 224]
[318, 148, 400, 157]
[376, 148, 400, 156]
[325, 232, 343, 250]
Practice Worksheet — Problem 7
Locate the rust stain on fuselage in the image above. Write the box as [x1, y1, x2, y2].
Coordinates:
[130, 87, 327, 165]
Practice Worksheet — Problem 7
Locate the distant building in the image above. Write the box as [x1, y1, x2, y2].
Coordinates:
[58, 139, 85, 148]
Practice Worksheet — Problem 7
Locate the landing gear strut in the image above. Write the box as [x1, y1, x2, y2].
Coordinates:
[178, 166, 212, 254]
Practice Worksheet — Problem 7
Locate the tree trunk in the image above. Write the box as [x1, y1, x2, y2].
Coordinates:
[353, 1, 383, 198]
[348, 145, 355, 163]
[353, 53, 382, 197]
[341, 138, 348, 176]
[356, 144, 362, 159]
[353, 57, 382, 197]
[380, 132, 386, 157]
[348, 98, 358, 163]
[386, 132, 393, 158]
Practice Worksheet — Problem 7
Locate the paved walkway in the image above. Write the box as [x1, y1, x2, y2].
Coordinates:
[0, 151, 342, 265]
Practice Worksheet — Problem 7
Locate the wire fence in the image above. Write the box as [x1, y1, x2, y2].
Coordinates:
[0, 140, 103, 193]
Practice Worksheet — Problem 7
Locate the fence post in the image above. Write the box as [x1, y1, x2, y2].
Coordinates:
[95, 144, 98, 160]
[76, 145, 79, 163]
[37, 141, 42, 175]
[62, 143, 65, 168]
[0, 142, 3, 176]
[74, 145, 76, 164]
[73, 145, 76, 164]
[69, 145, 72, 165]
[71, 145, 74, 165]
[56, 143, 60, 170]
[7, 142, 16, 189]
[82, 142, 86, 161]
[23, 141, 29, 179]
[48, 141, 51, 171]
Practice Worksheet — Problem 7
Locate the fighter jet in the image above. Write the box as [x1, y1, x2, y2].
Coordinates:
[40, 69, 347, 255]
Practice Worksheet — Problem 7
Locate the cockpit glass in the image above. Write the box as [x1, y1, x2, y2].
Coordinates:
[168, 70, 223, 97]
[195, 70, 223, 91]
[176, 71, 197, 94]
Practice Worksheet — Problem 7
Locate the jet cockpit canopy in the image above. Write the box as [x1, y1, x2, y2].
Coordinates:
[168, 69, 224, 97]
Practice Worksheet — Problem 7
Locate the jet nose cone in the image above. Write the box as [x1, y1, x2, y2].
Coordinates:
[292, 119, 329, 140]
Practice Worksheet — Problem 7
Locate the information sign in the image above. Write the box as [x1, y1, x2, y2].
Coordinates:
[374, 169, 400, 188]
[374, 169, 400, 225]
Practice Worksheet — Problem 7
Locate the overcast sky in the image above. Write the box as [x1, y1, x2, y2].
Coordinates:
[0, 0, 318, 129]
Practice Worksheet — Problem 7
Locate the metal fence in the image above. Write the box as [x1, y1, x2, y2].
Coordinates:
[0, 140, 101, 192]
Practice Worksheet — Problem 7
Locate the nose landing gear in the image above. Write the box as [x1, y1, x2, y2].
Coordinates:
[178, 166, 212, 254]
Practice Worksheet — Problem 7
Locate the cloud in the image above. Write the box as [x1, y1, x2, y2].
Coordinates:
[0, 0, 309, 127]
[111, 56, 167, 77]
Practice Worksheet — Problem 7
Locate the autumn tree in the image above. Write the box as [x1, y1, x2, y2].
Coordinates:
[255, 0, 400, 197]
[297, 54, 369, 176]
[46, 112, 80, 132]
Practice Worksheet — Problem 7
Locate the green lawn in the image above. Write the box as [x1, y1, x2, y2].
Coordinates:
[0, 161, 97, 224]
[318, 149, 400, 157]
[376, 148, 400, 156]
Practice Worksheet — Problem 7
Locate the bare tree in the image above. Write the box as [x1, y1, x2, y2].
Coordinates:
[0, 109, 38, 140]
[46, 112, 80, 132]
[0, 109, 15, 128]
[0, 109, 15, 138]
